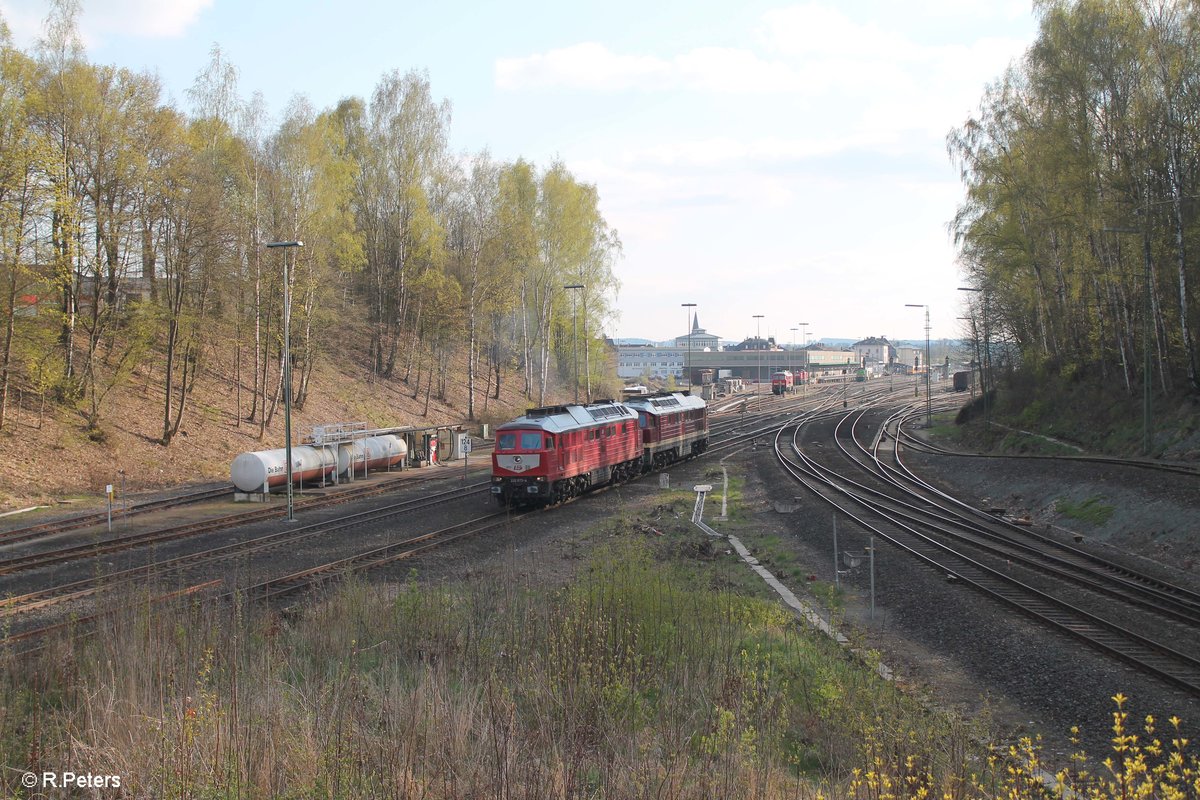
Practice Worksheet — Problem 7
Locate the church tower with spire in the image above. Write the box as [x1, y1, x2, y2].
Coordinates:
[675, 312, 719, 350]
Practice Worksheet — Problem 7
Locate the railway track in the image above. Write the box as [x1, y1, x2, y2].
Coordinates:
[0, 485, 234, 547]
[1, 395, 827, 643]
[0, 468, 488, 574]
[896, 423, 1200, 477]
[249, 511, 520, 603]
[0, 482, 493, 632]
[776, 399, 1200, 696]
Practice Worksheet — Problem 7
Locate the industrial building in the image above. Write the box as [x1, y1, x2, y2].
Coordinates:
[614, 314, 855, 386]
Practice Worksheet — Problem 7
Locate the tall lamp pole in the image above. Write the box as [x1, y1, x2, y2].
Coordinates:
[753, 314, 764, 393]
[905, 304, 931, 427]
[798, 321, 809, 393]
[681, 302, 696, 392]
[564, 284, 583, 403]
[267, 240, 304, 521]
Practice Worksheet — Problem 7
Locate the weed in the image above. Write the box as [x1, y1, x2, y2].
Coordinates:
[1055, 495, 1115, 526]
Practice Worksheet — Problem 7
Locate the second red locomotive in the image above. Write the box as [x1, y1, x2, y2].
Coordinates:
[491, 392, 708, 506]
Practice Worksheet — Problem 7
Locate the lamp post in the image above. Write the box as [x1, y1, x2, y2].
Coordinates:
[905, 304, 931, 427]
[798, 321, 809, 393]
[267, 240, 304, 522]
[682, 302, 696, 392]
[753, 314, 764, 394]
[1102, 225, 1153, 455]
[564, 283, 583, 403]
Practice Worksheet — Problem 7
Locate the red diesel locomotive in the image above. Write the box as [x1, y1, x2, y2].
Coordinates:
[491, 400, 643, 505]
[491, 392, 709, 506]
[622, 391, 708, 468]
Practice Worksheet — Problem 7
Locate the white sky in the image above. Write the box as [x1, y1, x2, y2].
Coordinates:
[0, 0, 1040, 345]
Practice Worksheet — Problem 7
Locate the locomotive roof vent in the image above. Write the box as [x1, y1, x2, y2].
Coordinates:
[525, 404, 571, 418]
[588, 403, 630, 421]
[649, 396, 682, 409]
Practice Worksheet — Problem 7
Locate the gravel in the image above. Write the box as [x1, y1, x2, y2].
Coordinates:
[744, 439, 1200, 763]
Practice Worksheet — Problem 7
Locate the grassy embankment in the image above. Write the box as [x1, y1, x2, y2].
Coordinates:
[1, 476, 1196, 798]
[951, 366, 1200, 459]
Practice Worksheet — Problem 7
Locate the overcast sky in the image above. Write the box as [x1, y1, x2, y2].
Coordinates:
[0, 0, 1040, 345]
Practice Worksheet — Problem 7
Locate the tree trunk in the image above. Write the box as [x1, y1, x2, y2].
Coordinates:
[467, 311, 476, 420]
[1169, 171, 1197, 390]
[161, 315, 179, 446]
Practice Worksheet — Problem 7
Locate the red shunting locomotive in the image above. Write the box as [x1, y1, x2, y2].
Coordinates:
[491, 392, 709, 507]
[490, 400, 643, 506]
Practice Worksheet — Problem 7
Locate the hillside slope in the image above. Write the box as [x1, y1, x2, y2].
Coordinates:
[0, 335, 536, 511]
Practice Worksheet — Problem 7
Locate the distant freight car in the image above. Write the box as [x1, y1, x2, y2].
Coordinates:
[953, 370, 976, 392]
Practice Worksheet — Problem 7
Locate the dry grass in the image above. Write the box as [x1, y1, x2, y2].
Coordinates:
[4, 536, 1196, 798]
[0, 320, 535, 511]
[4, 459, 1198, 798]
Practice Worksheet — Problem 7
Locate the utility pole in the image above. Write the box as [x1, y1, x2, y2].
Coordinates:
[753, 314, 764, 394]
[905, 303, 931, 427]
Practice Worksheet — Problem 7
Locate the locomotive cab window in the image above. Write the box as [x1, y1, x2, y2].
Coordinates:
[520, 432, 542, 450]
[498, 433, 517, 450]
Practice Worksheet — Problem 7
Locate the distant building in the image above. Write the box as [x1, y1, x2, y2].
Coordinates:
[615, 313, 723, 381]
[895, 346, 923, 372]
[852, 336, 894, 367]
[675, 313, 719, 351]
[729, 336, 776, 352]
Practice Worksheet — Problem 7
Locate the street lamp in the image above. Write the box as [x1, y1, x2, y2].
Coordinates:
[266, 240, 304, 521]
[753, 314, 765, 394]
[798, 321, 809, 393]
[682, 302, 696, 392]
[1102, 225, 1153, 455]
[564, 283, 583, 403]
[905, 304, 931, 427]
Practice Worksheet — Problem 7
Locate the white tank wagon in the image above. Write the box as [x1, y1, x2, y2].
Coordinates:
[230, 447, 337, 493]
[337, 435, 407, 478]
